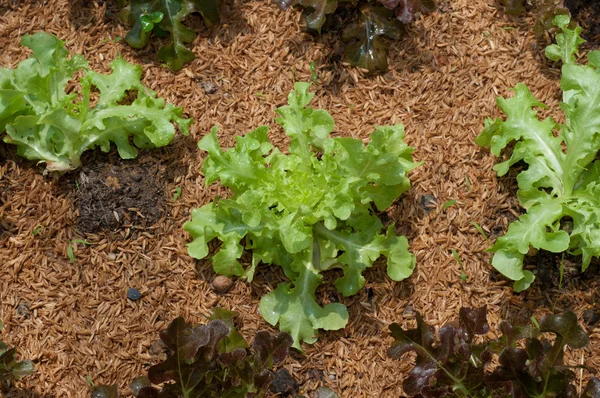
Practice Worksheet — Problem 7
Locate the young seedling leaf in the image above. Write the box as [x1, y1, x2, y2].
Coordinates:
[441, 199, 456, 210]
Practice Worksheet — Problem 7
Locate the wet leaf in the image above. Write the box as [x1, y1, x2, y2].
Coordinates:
[539, 310, 589, 349]
[341, 6, 404, 73]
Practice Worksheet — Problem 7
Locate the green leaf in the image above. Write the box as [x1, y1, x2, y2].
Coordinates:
[490, 200, 569, 285]
[173, 186, 182, 200]
[1, 33, 191, 173]
[470, 221, 488, 241]
[67, 245, 75, 263]
[119, 0, 220, 70]
[209, 308, 249, 352]
[259, 265, 348, 350]
[545, 15, 584, 65]
[477, 17, 600, 290]
[441, 199, 456, 210]
[185, 83, 417, 348]
[309, 61, 318, 83]
[140, 14, 155, 32]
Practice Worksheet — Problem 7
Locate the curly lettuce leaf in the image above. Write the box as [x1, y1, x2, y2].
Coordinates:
[476, 17, 600, 290]
[0, 32, 191, 173]
[119, 0, 220, 70]
[184, 82, 418, 348]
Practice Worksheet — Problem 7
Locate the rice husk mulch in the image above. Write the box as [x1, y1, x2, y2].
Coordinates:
[1, 0, 599, 396]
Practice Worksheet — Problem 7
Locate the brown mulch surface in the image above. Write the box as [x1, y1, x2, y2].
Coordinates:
[1, 0, 600, 396]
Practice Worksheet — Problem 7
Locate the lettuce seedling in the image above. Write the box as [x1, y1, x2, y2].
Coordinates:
[184, 82, 419, 348]
[0, 320, 34, 381]
[0, 32, 191, 173]
[117, 0, 220, 70]
[276, 0, 435, 72]
[389, 307, 600, 397]
[476, 16, 600, 291]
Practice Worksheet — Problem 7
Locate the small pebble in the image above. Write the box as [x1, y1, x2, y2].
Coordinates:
[17, 302, 31, 319]
[212, 275, 233, 294]
[127, 288, 143, 301]
[403, 305, 416, 319]
[199, 81, 218, 94]
[419, 194, 437, 213]
[108, 252, 117, 261]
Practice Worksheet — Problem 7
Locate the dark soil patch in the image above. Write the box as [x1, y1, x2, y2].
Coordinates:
[524, 249, 600, 289]
[75, 155, 167, 233]
[565, 0, 600, 46]
[269, 368, 299, 396]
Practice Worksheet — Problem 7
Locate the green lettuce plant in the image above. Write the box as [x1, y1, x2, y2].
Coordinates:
[184, 82, 419, 348]
[476, 16, 600, 291]
[0, 32, 191, 173]
[117, 0, 221, 70]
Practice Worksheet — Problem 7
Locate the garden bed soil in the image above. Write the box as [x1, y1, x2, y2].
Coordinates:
[74, 154, 168, 234]
[1, 0, 600, 396]
[565, 0, 600, 44]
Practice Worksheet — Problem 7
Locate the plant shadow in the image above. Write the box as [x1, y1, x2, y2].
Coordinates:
[68, 0, 122, 31]
[0, 387, 53, 398]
